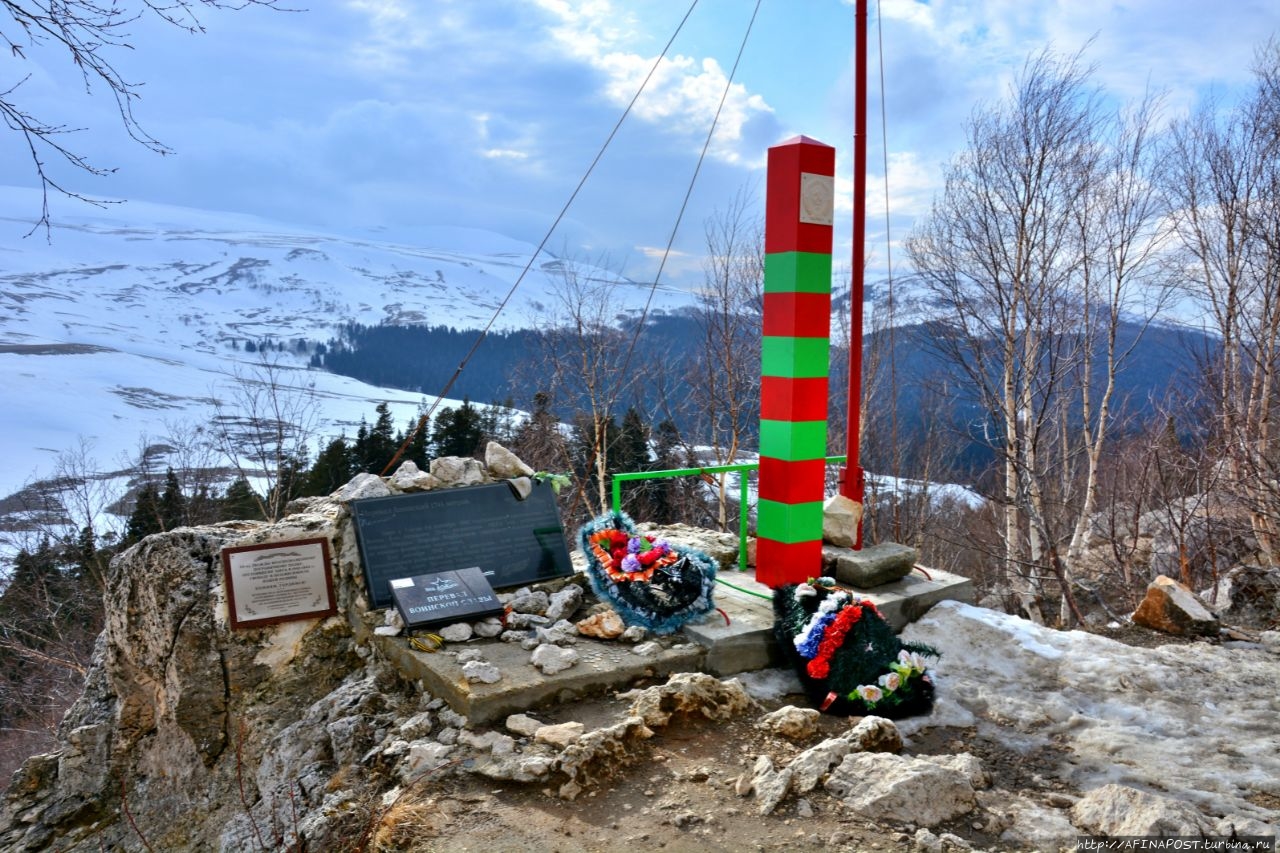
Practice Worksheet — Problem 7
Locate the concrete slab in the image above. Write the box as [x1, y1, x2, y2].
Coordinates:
[682, 577, 782, 677]
[374, 565, 974, 724]
[866, 567, 976, 630]
[372, 632, 705, 726]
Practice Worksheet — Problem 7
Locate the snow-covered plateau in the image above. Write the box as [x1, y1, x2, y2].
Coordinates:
[0, 187, 692, 519]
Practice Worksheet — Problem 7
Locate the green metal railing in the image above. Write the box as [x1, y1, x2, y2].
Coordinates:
[610, 455, 847, 573]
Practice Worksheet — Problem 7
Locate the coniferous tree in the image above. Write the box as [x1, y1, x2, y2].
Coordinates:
[222, 478, 264, 521]
[614, 407, 654, 517]
[124, 481, 162, 545]
[431, 398, 485, 459]
[512, 391, 569, 474]
[650, 419, 702, 525]
[353, 403, 398, 472]
[304, 436, 353, 495]
[159, 467, 187, 531]
[399, 409, 430, 469]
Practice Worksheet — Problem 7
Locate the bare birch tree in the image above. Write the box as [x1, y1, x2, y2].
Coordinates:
[1163, 39, 1280, 564]
[531, 259, 645, 517]
[684, 188, 764, 529]
[908, 46, 1169, 623]
[210, 355, 318, 522]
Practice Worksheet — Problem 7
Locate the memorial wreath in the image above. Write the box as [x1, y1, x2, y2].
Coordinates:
[773, 578, 939, 718]
[578, 511, 717, 635]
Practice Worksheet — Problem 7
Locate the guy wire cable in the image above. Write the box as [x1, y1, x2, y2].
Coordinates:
[382, 0, 701, 475]
[589, 0, 762, 503]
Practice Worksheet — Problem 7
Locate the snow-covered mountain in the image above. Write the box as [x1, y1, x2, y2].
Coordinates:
[0, 187, 695, 526]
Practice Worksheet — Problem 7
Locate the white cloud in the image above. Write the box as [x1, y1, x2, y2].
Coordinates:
[534, 0, 775, 166]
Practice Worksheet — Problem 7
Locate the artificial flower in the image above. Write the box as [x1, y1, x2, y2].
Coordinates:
[855, 685, 883, 704]
[878, 671, 901, 693]
[898, 649, 927, 674]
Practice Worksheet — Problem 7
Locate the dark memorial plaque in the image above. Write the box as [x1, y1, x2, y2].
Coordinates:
[351, 482, 573, 609]
[221, 537, 337, 630]
[389, 566, 503, 630]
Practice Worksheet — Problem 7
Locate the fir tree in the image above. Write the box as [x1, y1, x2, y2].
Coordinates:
[431, 398, 485, 458]
[303, 436, 353, 496]
[614, 407, 654, 517]
[353, 403, 398, 472]
[399, 409, 430, 469]
[512, 391, 568, 473]
[124, 481, 163, 545]
[159, 468, 187, 531]
[221, 477, 264, 521]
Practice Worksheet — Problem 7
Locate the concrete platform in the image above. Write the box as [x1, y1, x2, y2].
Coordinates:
[375, 564, 974, 724]
[372, 631, 706, 726]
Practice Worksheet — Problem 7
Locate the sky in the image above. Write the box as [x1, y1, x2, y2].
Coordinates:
[2, 0, 1277, 290]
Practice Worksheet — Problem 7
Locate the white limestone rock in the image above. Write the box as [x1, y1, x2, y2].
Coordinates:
[545, 585, 585, 622]
[846, 715, 902, 753]
[461, 660, 502, 684]
[976, 790, 1082, 853]
[757, 705, 820, 740]
[485, 441, 535, 479]
[389, 460, 440, 492]
[508, 590, 550, 615]
[824, 752, 977, 826]
[530, 643, 579, 675]
[1070, 783, 1210, 836]
[504, 714, 544, 738]
[459, 729, 515, 755]
[750, 754, 793, 815]
[335, 472, 391, 502]
[397, 712, 434, 741]
[437, 622, 473, 643]
[534, 619, 579, 646]
[429, 456, 487, 487]
[822, 493, 863, 548]
[473, 617, 505, 638]
[401, 741, 454, 779]
[534, 721, 585, 749]
[632, 641, 662, 657]
[620, 624, 648, 643]
[786, 738, 853, 795]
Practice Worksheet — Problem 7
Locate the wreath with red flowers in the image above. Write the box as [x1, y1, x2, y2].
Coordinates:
[773, 578, 939, 718]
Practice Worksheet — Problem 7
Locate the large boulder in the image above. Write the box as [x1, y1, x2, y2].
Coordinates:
[1202, 564, 1280, 629]
[0, 502, 389, 852]
[635, 522, 739, 570]
[1132, 574, 1219, 636]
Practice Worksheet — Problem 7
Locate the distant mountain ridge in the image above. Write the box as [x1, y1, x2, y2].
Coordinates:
[0, 187, 695, 510]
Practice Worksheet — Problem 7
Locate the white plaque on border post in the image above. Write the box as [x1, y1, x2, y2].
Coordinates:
[221, 537, 338, 630]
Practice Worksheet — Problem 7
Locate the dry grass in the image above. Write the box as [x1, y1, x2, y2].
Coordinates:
[370, 790, 446, 851]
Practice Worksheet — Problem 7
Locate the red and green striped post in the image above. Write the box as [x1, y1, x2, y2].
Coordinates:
[756, 135, 834, 587]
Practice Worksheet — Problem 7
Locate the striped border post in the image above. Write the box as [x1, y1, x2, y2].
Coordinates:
[757, 135, 834, 587]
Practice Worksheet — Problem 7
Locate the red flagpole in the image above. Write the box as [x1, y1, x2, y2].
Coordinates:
[840, 0, 868, 548]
